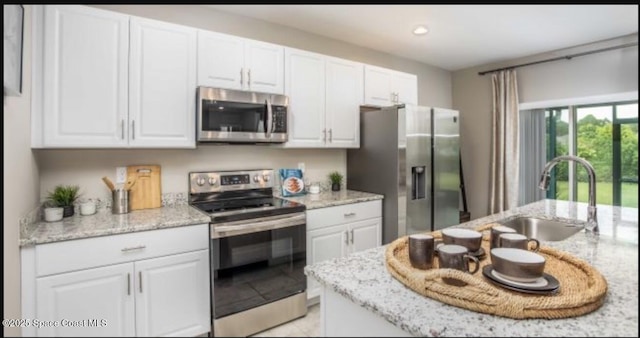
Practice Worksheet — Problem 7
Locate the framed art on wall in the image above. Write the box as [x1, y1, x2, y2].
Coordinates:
[4, 5, 24, 96]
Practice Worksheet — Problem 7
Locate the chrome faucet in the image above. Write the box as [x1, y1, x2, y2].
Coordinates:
[538, 155, 599, 233]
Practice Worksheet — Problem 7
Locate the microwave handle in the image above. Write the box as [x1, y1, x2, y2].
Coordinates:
[265, 98, 273, 138]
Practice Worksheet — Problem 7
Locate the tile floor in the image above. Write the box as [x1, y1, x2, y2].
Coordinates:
[250, 304, 320, 337]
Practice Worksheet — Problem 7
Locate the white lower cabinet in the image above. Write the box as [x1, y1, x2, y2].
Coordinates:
[134, 250, 210, 337]
[23, 224, 211, 337]
[36, 263, 135, 337]
[306, 200, 382, 299]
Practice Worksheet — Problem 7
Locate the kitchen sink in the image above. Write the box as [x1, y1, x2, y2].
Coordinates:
[497, 216, 585, 241]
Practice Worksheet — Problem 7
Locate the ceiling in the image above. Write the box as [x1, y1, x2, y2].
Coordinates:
[204, 5, 638, 71]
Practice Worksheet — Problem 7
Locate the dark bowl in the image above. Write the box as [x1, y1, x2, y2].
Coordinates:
[442, 228, 482, 252]
[490, 248, 546, 283]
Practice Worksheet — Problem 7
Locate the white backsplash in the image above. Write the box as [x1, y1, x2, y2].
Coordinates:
[36, 145, 347, 202]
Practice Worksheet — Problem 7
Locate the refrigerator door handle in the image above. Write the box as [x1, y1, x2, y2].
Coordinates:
[411, 166, 426, 200]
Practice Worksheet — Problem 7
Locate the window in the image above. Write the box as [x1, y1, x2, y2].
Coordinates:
[544, 101, 638, 208]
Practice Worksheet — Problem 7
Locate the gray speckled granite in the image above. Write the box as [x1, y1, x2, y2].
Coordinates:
[20, 205, 210, 247]
[305, 199, 639, 337]
[19, 189, 381, 247]
[279, 189, 383, 210]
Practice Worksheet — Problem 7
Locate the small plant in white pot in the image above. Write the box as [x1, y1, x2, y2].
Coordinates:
[46, 185, 81, 218]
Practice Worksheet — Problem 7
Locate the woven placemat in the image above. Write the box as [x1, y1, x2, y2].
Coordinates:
[385, 223, 608, 319]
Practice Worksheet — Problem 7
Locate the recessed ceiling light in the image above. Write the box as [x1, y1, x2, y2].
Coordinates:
[412, 25, 429, 36]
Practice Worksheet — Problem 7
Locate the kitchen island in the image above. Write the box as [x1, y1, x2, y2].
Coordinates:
[304, 199, 638, 337]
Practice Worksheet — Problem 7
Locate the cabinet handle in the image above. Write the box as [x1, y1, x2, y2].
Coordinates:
[395, 92, 400, 103]
[248, 69, 251, 87]
[240, 68, 244, 86]
[344, 212, 356, 217]
[131, 120, 135, 140]
[350, 229, 354, 244]
[121, 245, 146, 252]
[139, 271, 143, 293]
[329, 128, 332, 142]
[127, 273, 131, 295]
[344, 230, 349, 245]
[323, 129, 327, 142]
[121, 120, 125, 140]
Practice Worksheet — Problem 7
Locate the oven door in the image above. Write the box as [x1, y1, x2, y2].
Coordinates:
[210, 212, 306, 320]
[198, 87, 288, 143]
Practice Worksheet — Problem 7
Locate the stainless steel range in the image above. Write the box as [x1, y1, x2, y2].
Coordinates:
[189, 169, 307, 337]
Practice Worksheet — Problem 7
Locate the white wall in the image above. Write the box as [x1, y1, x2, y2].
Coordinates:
[453, 34, 638, 220]
[37, 147, 344, 201]
[3, 6, 40, 337]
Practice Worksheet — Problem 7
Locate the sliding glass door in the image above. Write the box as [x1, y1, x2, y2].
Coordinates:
[545, 108, 570, 200]
[614, 103, 638, 207]
[545, 101, 638, 208]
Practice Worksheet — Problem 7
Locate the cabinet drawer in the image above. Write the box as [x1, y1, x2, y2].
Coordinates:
[35, 224, 208, 277]
[307, 200, 381, 230]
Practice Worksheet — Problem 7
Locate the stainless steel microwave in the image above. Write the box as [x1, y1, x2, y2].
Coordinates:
[197, 87, 288, 143]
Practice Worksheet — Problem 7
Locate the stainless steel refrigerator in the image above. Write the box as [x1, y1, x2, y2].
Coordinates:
[347, 104, 460, 244]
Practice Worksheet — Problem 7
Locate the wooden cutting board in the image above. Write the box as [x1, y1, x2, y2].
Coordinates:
[127, 165, 162, 210]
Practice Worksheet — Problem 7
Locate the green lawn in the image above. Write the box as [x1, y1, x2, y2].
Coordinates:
[555, 181, 638, 208]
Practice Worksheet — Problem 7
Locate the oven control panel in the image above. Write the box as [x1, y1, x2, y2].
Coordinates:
[189, 169, 274, 194]
[221, 174, 250, 186]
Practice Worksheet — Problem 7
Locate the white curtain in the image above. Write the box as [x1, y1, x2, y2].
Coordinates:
[519, 109, 547, 206]
[489, 70, 520, 213]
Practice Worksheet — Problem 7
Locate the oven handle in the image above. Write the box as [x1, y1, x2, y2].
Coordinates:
[265, 98, 273, 139]
[211, 212, 305, 239]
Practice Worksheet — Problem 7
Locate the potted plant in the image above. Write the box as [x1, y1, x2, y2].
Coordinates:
[328, 171, 344, 192]
[46, 185, 81, 218]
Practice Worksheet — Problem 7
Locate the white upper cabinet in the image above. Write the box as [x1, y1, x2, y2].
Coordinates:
[197, 31, 244, 90]
[284, 48, 363, 148]
[392, 70, 419, 106]
[40, 5, 129, 147]
[244, 40, 284, 94]
[197, 30, 284, 94]
[364, 65, 418, 106]
[129, 17, 197, 148]
[363, 65, 394, 106]
[284, 48, 326, 147]
[33, 5, 197, 148]
[325, 56, 363, 148]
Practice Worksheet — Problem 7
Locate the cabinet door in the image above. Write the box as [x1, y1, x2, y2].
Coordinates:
[197, 30, 244, 90]
[392, 71, 418, 105]
[42, 5, 129, 147]
[129, 17, 197, 148]
[36, 263, 135, 337]
[349, 218, 382, 254]
[245, 40, 284, 94]
[134, 250, 210, 337]
[307, 224, 349, 299]
[363, 65, 393, 106]
[325, 57, 363, 148]
[284, 48, 326, 147]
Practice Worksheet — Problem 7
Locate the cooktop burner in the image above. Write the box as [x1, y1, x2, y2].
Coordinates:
[194, 196, 304, 223]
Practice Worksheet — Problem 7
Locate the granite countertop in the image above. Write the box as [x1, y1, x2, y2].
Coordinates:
[305, 199, 639, 337]
[279, 189, 384, 210]
[19, 189, 382, 246]
[20, 205, 210, 247]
